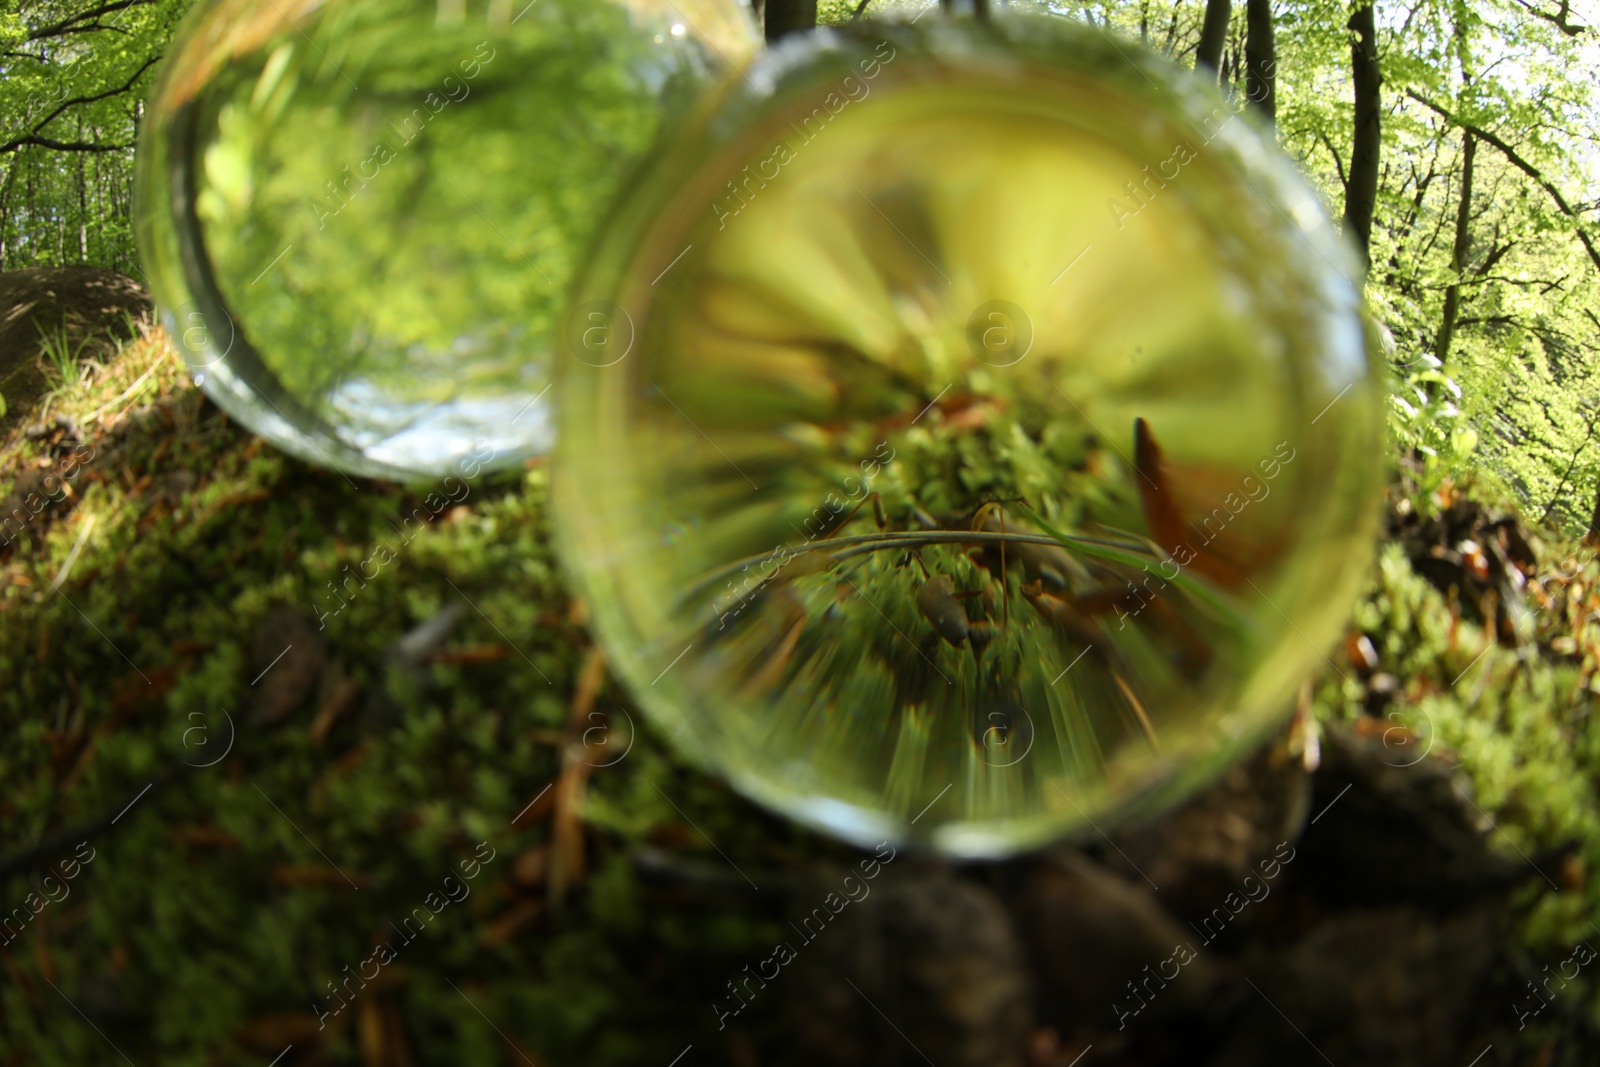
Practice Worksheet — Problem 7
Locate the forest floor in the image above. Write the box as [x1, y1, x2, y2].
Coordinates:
[0, 267, 149, 435]
[1, 271, 1600, 1066]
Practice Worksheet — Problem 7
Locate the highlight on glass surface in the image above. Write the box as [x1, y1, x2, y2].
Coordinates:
[135, 0, 760, 479]
[555, 14, 1387, 857]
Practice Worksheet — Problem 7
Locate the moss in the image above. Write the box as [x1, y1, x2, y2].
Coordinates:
[0, 328, 808, 1065]
[8, 323, 1600, 1061]
[1314, 487, 1600, 1027]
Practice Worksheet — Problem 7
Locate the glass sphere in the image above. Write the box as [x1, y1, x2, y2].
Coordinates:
[555, 16, 1385, 856]
[135, 0, 759, 479]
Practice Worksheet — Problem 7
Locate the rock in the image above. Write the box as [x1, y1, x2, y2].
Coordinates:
[1297, 725, 1543, 908]
[1208, 905, 1506, 1067]
[1006, 849, 1229, 1040]
[1105, 725, 1313, 922]
[783, 868, 1033, 1067]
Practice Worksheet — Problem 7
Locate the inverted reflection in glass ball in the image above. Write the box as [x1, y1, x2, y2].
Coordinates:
[136, 0, 758, 478]
[556, 16, 1385, 856]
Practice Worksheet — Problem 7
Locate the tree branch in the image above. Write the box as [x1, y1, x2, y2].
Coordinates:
[1317, 129, 1349, 191]
[25, 0, 156, 41]
[1420, 273, 1566, 291]
[3, 54, 160, 153]
[1473, 238, 1516, 277]
[1407, 90, 1600, 276]
[0, 136, 133, 155]
[1507, 0, 1587, 35]
[1161, 0, 1184, 53]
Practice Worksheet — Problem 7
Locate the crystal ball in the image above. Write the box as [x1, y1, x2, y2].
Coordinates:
[136, 0, 759, 478]
[554, 15, 1385, 856]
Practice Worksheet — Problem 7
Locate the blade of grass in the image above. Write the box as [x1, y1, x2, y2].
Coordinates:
[1017, 504, 1250, 628]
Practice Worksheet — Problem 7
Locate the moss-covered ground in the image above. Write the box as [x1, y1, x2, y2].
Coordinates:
[0, 324, 831, 1065]
[3, 321, 1600, 1063]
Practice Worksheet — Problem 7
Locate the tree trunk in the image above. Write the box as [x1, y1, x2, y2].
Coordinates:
[1244, 0, 1276, 125]
[1588, 479, 1600, 544]
[1196, 0, 1231, 73]
[26, 155, 34, 269]
[76, 118, 87, 263]
[1433, 133, 1475, 369]
[0, 159, 15, 273]
[764, 0, 816, 42]
[1344, 0, 1382, 266]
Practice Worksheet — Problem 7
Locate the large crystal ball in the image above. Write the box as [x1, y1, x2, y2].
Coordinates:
[554, 16, 1385, 856]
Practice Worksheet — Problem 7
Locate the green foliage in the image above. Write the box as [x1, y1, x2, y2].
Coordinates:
[187, 0, 679, 416]
[34, 317, 94, 392]
[0, 0, 193, 273]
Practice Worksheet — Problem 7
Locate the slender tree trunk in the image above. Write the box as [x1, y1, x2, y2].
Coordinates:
[1433, 133, 1475, 368]
[1433, 5, 1474, 372]
[26, 155, 34, 268]
[1588, 479, 1600, 544]
[1244, 0, 1276, 125]
[1196, 0, 1231, 73]
[1344, 0, 1382, 265]
[93, 147, 105, 266]
[76, 118, 87, 263]
[764, 0, 816, 42]
[0, 159, 15, 274]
